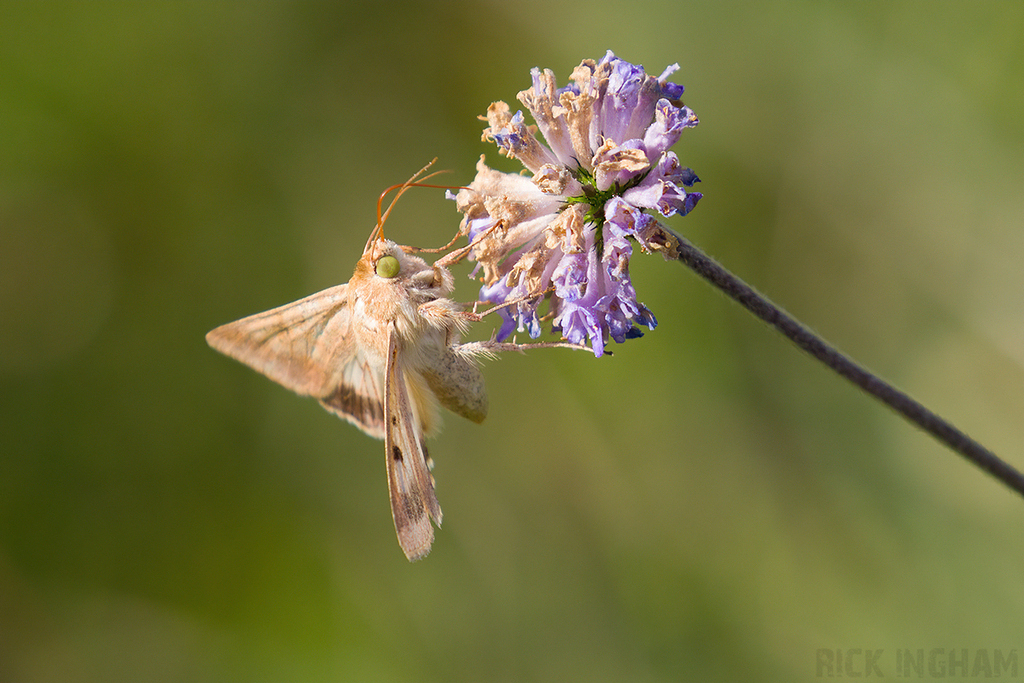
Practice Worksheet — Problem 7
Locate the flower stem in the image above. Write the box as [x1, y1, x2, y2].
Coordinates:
[654, 226, 1024, 498]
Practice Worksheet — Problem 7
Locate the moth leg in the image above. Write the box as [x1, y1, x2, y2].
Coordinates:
[461, 339, 593, 355]
[417, 299, 481, 329]
[431, 219, 506, 269]
[470, 287, 553, 321]
[404, 226, 466, 258]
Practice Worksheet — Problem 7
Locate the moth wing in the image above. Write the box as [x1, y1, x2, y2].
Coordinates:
[384, 327, 442, 561]
[206, 283, 353, 396]
[317, 350, 386, 439]
[421, 345, 488, 424]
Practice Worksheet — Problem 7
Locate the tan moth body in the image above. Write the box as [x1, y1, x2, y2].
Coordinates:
[206, 216, 488, 561]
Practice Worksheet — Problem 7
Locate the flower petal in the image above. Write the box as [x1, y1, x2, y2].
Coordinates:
[459, 52, 702, 356]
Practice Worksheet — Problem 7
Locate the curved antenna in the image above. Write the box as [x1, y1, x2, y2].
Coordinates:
[364, 159, 455, 252]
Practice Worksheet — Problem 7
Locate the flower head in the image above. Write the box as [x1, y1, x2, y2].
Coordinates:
[453, 51, 702, 356]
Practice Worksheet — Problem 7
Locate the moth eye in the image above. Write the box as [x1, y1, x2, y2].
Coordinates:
[375, 255, 400, 279]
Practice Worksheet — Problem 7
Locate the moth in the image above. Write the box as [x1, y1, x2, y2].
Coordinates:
[206, 168, 571, 560]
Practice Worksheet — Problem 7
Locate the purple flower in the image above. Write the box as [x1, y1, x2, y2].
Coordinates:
[452, 51, 702, 356]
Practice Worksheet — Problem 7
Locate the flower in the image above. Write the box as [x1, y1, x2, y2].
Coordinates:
[452, 51, 702, 356]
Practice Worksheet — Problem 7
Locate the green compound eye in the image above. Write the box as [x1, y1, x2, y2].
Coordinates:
[375, 255, 400, 279]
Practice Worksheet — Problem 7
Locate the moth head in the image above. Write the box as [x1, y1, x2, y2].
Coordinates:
[357, 238, 436, 287]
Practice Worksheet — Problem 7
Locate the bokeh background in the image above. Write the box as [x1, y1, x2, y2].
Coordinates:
[2, 2, 1023, 681]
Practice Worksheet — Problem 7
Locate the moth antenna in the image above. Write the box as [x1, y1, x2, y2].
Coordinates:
[367, 159, 454, 251]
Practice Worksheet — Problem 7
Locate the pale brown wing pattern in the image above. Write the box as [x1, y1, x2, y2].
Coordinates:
[318, 350, 386, 438]
[206, 284, 353, 399]
[384, 327, 442, 561]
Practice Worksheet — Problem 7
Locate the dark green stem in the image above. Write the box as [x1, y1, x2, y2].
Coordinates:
[652, 226, 1024, 498]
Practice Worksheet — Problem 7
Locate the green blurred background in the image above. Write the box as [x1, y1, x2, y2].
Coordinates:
[2, 2, 1023, 681]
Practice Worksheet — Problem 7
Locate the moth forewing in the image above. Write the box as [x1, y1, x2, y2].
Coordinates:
[204, 283, 353, 399]
[384, 327, 442, 561]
